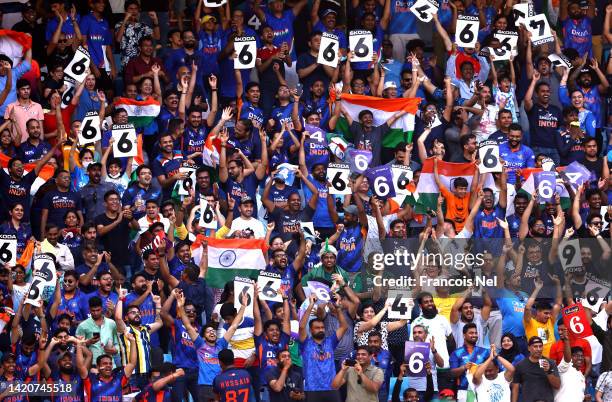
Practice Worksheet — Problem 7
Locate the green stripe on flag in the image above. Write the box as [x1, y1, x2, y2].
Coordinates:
[206, 268, 260, 288]
[414, 193, 439, 215]
[382, 129, 413, 148]
[128, 116, 155, 128]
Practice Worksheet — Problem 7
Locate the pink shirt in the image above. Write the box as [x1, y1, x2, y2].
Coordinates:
[4, 100, 44, 143]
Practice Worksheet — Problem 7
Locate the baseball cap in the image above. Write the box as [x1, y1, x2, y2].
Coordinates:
[439, 389, 455, 398]
[240, 196, 255, 205]
[528, 336, 544, 345]
[202, 15, 217, 23]
[321, 8, 337, 17]
[22, 2, 35, 12]
[383, 81, 397, 90]
[344, 204, 358, 215]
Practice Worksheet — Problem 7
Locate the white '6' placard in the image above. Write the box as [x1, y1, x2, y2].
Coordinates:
[318, 32, 340, 68]
[478, 140, 502, 173]
[234, 277, 255, 317]
[455, 16, 479, 48]
[64, 46, 91, 83]
[111, 124, 137, 158]
[410, 0, 439, 22]
[198, 198, 217, 229]
[178, 161, 196, 196]
[26, 254, 56, 306]
[0, 235, 17, 267]
[392, 165, 413, 195]
[494, 31, 519, 55]
[327, 163, 351, 194]
[488, 46, 512, 61]
[349, 30, 373, 62]
[79, 111, 101, 145]
[61, 78, 76, 109]
[258, 271, 283, 302]
[234, 36, 257, 69]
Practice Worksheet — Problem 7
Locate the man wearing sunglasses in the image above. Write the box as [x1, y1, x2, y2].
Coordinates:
[176, 291, 247, 402]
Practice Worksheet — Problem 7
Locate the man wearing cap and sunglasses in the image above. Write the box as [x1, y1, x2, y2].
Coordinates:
[512, 336, 560, 402]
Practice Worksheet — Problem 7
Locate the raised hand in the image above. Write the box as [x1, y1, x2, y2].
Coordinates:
[176, 292, 185, 308]
[221, 107, 233, 122]
[534, 277, 544, 289]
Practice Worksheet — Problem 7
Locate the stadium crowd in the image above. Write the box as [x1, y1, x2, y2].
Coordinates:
[0, 0, 611, 401]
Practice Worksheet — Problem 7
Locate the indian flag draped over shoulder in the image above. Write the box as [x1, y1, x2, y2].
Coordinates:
[0, 30, 32, 65]
[0, 154, 54, 196]
[340, 94, 420, 148]
[114, 97, 160, 128]
[413, 159, 495, 214]
[518, 167, 570, 209]
[191, 237, 268, 288]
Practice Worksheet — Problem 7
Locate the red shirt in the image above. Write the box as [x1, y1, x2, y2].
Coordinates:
[453, 51, 481, 79]
[257, 45, 280, 62]
[43, 103, 77, 147]
[549, 338, 592, 373]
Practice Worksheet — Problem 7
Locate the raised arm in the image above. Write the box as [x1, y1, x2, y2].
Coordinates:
[299, 294, 317, 342]
[123, 332, 138, 378]
[524, 71, 540, 112]
[432, 13, 453, 51]
[224, 292, 249, 341]
[523, 277, 543, 322]
[176, 292, 199, 341]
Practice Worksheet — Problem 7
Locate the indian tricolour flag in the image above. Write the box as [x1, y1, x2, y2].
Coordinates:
[114, 97, 161, 128]
[202, 134, 220, 168]
[413, 158, 495, 214]
[0, 30, 32, 66]
[0, 154, 54, 196]
[192, 237, 268, 288]
[518, 167, 570, 209]
[339, 94, 421, 148]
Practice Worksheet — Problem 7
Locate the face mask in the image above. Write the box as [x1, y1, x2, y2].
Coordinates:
[82, 161, 91, 169]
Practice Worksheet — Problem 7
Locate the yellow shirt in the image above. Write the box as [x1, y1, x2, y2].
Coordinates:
[433, 296, 457, 322]
[524, 317, 556, 357]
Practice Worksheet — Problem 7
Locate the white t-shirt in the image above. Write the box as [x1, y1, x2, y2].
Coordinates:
[229, 217, 266, 239]
[554, 359, 586, 402]
[137, 214, 171, 235]
[474, 373, 512, 402]
[473, 104, 500, 143]
[410, 314, 452, 368]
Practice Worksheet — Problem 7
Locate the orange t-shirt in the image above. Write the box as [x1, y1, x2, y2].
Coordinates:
[440, 186, 469, 232]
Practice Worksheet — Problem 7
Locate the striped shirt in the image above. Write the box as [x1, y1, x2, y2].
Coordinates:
[219, 317, 256, 368]
[119, 324, 152, 375]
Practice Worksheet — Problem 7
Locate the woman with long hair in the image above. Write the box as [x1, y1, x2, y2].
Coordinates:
[0, 203, 32, 262]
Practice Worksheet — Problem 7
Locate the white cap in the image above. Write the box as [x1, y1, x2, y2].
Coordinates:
[383, 81, 397, 90]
